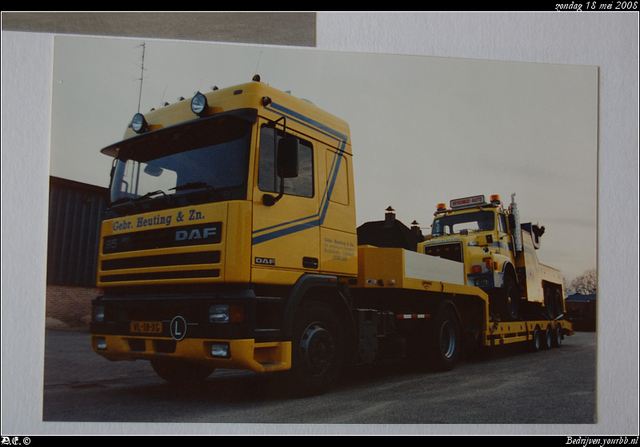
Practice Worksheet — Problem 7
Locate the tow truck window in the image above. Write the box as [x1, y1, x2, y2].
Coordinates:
[498, 213, 508, 233]
[432, 211, 495, 236]
[258, 126, 314, 198]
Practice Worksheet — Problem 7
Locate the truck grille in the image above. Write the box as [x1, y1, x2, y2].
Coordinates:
[103, 222, 222, 254]
[100, 251, 221, 283]
[101, 251, 220, 270]
[99, 222, 223, 284]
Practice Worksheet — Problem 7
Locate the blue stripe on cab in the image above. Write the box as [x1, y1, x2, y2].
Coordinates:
[252, 102, 348, 246]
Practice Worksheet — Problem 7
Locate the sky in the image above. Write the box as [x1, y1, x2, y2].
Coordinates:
[49, 35, 598, 283]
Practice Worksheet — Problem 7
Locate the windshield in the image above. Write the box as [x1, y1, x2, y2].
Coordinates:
[108, 113, 253, 211]
[432, 210, 495, 236]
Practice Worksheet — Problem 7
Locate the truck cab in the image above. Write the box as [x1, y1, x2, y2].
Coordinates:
[91, 78, 358, 383]
[419, 195, 520, 320]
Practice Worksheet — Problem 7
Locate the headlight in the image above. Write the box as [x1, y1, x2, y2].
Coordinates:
[209, 304, 245, 324]
[93, 305, 106, 322]
[209, 305, 230, 323]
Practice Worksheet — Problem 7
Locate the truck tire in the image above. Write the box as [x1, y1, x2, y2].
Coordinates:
[492, 276, 519, 321]
[544, 285, 557, 319]
[150, 358, 215, 385]
[529, 325, 542, 352]
[425, 306, 461, 372]
[542, 325, 553, 350]
[552, 323, 563, 348]
[287, 301, 346, 396]
[554, 288, 565, 318]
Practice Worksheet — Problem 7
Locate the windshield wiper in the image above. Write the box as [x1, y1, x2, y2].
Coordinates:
[108, 197, 136, 207]
[108, 190, 167, 211]
[169, 182, 216, 192]
[133, 190, 167, 201]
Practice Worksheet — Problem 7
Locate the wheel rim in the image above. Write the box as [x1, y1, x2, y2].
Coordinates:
[555, 290, 564, 317]
[545, 288, 556, 318]
[299, 321, 336, 376]
[440, 320, 457, 359]
[556, 325, 563, 346]
[533, 328, 541, 350]
[507, 294, 518, 319]
[505, 279, 519, 320]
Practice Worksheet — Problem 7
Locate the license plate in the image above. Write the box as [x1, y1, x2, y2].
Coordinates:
[130, 321, 162, 334]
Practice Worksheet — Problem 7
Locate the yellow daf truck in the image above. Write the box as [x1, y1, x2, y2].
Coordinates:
[90, 78, 572, 395]
[419, 194, 565, 323]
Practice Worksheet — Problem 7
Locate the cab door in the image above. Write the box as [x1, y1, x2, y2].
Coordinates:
[251, 120, 320, 280]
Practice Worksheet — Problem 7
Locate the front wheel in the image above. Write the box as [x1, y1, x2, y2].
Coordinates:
[286, 301, 346, 396]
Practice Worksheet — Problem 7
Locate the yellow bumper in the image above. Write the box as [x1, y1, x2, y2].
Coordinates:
[91, 335, 291, 373]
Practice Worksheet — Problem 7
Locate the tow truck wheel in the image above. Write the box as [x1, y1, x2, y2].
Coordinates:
[150, 358, 215, 385]
[554, 288, 565, 319]
[287, 301, 346, 396]
[496, 276, 519, 321]
[544, 285, 557, 319]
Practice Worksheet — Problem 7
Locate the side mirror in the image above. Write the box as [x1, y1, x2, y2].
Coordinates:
[277, 137, 299, 179]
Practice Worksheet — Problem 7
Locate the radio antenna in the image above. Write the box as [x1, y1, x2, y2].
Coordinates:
[134, 42, 147, 113]
[254, 50, 263, 77]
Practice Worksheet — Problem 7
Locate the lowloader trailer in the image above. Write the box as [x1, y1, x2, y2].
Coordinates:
[90, 78, 572, 395]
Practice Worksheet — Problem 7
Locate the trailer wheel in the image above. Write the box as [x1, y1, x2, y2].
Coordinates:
[425, 306, 461, 372]
[529, 325, 542, 352]
[150, 358, 215, 385]
[542, 325, 553, 350]
[287, 301, 346, 396]
[552, 323, 563, 348]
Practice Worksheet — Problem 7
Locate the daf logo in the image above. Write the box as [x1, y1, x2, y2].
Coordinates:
[170, 316, 187, 341]
[175, 227, 217, 241]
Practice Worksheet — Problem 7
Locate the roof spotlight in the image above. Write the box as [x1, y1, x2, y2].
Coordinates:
[131, 113, 148, 133]
[191, 92, 209, 116]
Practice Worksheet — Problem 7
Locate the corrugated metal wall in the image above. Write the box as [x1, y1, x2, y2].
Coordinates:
[47, 177, 108, 287]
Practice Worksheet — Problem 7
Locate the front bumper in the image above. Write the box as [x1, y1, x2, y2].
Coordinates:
[91, 334, 291, 373]
[90, 286, 291, 373]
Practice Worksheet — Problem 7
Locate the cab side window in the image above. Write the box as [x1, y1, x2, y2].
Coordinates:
[258, 125, 314, 198]
[499, 213, 508, 234]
